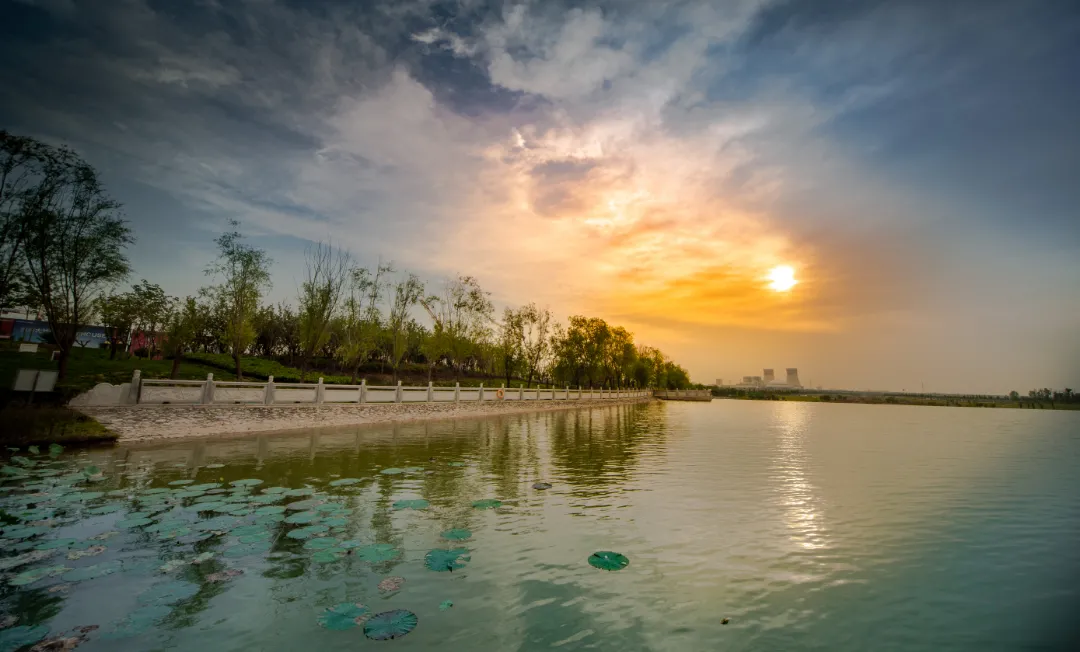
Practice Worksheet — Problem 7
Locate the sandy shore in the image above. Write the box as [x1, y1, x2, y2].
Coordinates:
[78, 397, 652, 442]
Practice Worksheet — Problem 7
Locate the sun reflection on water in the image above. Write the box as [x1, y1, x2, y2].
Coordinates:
[772, 402, 830, 551]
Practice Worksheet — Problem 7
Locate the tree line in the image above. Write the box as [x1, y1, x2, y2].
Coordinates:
[1, 131, 694, 389]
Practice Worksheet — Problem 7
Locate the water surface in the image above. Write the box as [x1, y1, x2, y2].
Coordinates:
[2, 401, 1078, 650]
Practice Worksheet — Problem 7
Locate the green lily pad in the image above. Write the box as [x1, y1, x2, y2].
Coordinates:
[1, 525, 49, 540]
[285, 524, 329, 540]
[588, 551, 629, 571]
[283, 488, 314, 497]
[229, 525, 268, 537]
[285, 499, 320, 511]
[49, 444, 64, 457]
[317, 602, 369, 630]
[303, 537, 339, 551]
[230, 478, 263, 487]
[172, 490, 206, 499]
[186, 501, 226, 512]
[61, 559, 122, 582]
[223, 541, 272, 558]
[261, 486, 289, 494]
[189, 483, 222, 491]
[158, 526, 191, 540]
[379, 468, 404, 475]
[284, 511, 319, 524]
[138, 579, 200, 605]
[238, 531, 271, 544]
[0, 624, 49, 651]
[314, 502, 344, 513]
[338, 540, 363, 549]
[193, 516, 240, 531]
[9, 565, 68, 586]
[447, 461, 466, 467]
[168, 479, 194, 486]
[56, 491, 104, 502]
[254, 514, 285, 526]
[392, 499, 429, 510]
[355, 543, 400, 563]
[86, 503, 124, 515]
[144, 519, 186, 533]
[363, 609, 418, 640]
[424, 548, 470, 572]
[328, 478, 361, 487]
[471, 499, 502, 509]
[310, 548, 344, 563]
[28, 445, 40, 454]
[439, 600, 454, 611]
[440, 528, 472, 541]
[34, 538, 78, 550]
[204, 463, 225, 469]
[321, 517, 348, 527]
[115, 517, 154, 528]
[140, 488, 172, 495]
[249, 494, 282, 504]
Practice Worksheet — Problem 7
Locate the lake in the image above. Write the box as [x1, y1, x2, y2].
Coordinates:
[1, 400, 1078, 651]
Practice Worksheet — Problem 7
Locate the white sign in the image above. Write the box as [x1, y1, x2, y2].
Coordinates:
[18, 343, 38, 353]
[13, 369, 38, 391]
[34, 370, 59, 392]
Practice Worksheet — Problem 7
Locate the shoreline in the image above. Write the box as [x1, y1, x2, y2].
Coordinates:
[76, 397, 653, 442]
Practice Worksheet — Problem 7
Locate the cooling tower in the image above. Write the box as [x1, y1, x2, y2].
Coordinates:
[742, 376, 753, 384]
[785, 368, 802, 387]
[763, 369, 775, 383]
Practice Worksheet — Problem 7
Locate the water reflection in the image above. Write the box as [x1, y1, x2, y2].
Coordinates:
[770, 402, 830, 552]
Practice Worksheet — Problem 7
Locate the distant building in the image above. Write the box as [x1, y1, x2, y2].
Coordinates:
[715, 379, 723, 387]
[733, 367, 803, 389]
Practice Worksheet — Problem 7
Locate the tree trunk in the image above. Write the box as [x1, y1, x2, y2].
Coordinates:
[57, 347, 71, 382]
[234, 353, 242, 380]
[300, 358, 308, 383]
[170, 355, 181, 379]
[350, 367, 358, 385]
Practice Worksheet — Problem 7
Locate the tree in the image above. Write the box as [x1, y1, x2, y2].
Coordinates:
[19, 143, 132, 380]
[96, 290, 138, 359]
[296, 241, 351, 380]
[0, 131, 52, 311]
[386, 273, 424, 382]
[130, 279, 173, 358]
[203, 222, 271, 380]
[520, 304, 553, 387]
[1008, 390, 1020, 401]
[495, 306, 525, 385]
[419, 275, 494, 380]
[335, 263, 390, 383]
[163, 297, 199, 378]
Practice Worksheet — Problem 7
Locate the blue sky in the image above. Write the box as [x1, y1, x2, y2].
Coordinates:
[2, 0, 1077, 392]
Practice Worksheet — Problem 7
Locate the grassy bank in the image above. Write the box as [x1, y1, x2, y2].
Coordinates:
[0, 404, 118, 446]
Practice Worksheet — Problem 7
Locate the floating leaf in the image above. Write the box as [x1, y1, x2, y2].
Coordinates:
[261, 486, 289, 494]
[440, 528, 471, 541]
[303, 537, 339, 551]
[204, 463, 225, 469]
[284, 511, 319, 524]
[532, 482, 552, 490]
[86, 504, 123, 515]
[317, 603, 369, 630]
[67, 545, 106, 560]
[439, 600, 453, 611]
[286, 499, 320, 511]
[321, 517, 348, 527]
[471, 499, 502, 510]
[229, 525, 267, 537]
[61, 560, 122, 582]
[402, 467, 424, 473]
[193, 516, 239, 531]
[158, 559, 187, 574]
[283, 488, 314, 497]
[48, 444, 64, 457]
[354, 544, 400, 563]
[253, 514, 285, 526]
[172, 490, 205, 499]
[363, 609, 418, 641]
[168, 479, 194, 486]
[446, 461, 466, 467]
[0, 624, 49, 651]
[9, 565, 68, 586]
[223, 541, 271, 558]
[206, 569, 243, 582]
[379, 468, 403, 475]
[314, 502, 344, 513]
[588, 551, 629, 571]
[377, 576, 404, 592]
[28, 445, 40, 455]
[189, 483, 222, 491]
[310, 549, 343, 563]
[238, 532, 271, 544]
[0, 550, 54, 572]
[328, 478, 361, 487]
[230, 479, 263, 487]
[424, 548, 470, 572]
[185, 501, 226, 512]
[249, 494, 282, 504]
[144, 520, 186, 534]
[285, 524, 329, 540]
[34, 538, 78, 550]
[392, 499, 429, 510]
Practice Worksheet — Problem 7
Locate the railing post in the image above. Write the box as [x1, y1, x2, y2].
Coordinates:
[264, 375, 275, 405]
[478, 383, 484, 402]
[500, 383, 505, 400]
[128, 370, 142, 405]
[395, 380, 402, 403]
[454, 382, 460, 403]
[317, 377, 325, 405]
[564, 384, 569, 400]
[427, 381, 434, 403]
[201, 373, 215, 405]
[360, 379, 366, 404]
[519, 384, 524, 401]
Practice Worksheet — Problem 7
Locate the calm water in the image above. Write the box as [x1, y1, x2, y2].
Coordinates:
[2, 401, 1078, 651]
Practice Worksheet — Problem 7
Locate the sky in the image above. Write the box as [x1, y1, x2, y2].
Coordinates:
[2, 0, 1078, 394]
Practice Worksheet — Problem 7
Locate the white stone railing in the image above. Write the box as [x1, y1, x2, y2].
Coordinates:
[653, 389, 713, 401]
[69, 370, 651, 406]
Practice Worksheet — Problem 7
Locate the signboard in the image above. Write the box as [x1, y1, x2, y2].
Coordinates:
[11, 369, 59, 393]
[10, 319, 108, 348]
[19, 343, 38, 353]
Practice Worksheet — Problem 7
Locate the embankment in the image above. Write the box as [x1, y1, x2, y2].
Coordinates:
[77, 396, 653, 442]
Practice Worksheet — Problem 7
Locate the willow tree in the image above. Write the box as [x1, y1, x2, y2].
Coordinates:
[386, 272, 424, 382]
[296, 242, 351, 380]
[203, 222, 271, 380]
[19, 141, 132, 380]
[335, 263, 390, 383]
[419, 275, 493, 380]
[163, 297, 200, 378]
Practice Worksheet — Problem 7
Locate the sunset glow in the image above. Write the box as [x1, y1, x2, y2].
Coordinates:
[767, 266, 798, 292]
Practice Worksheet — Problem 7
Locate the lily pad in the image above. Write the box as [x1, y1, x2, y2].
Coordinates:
[440, 528, 472, 541]
[249, 494, 282, 504]
[193, 516, 240, 531]
[86, 503, 124, 515]
[328, 478, 361, 487]
[115, 516, 154, 528]
[285, 499, 320, 511]
[377, 576, 404, 592]
[238, 532, 271, 544]
[49, 444, 64, 457]
[283, 488, 314, 497]
[439, 600, 454, 611]
[139, 579, 200, 604]
[314, 502, 344, 513]
[9, 565, 69, 586]
[186, 501, 226, 512]
[61, 560, 122, 582]
[223, 541, 271, 558]
[303, 537, 339, 551]
[285, 524, 329, 540]
[363, 609, 418, 641]
[446, 461, 466, 467]
[34, 538, 78, 550]
[189, 483, 222, 491]
[588, 551, 629, 571]
[471, 499, 502, 510]
[310, 548, 344, 563]
[204, 463, 225, 469]
[321, 516, 348, 527]
[355, 543, 400, 563]
[0, 624, 49, 651]
[424, 548, 470, 572]
[230, 478, 263, 487]
[254, 514, 285, 526]
[284, 511, 319, 524]
[317, 602, 369, 630]
[230, 524, 268, 537]
[532, 482, 552, 490]
[168, 479, 194, 486]
[378, 468, 403, 475]
[392, 499, 429, 510]
[261, 486, 289, 494]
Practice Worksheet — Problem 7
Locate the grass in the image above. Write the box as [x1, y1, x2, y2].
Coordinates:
[0, 405, 118, 446]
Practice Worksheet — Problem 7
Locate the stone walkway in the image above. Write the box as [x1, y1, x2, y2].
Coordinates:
[78, 397, 652, 442]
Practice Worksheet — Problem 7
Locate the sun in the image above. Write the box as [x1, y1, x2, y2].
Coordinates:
[767, 265, 798, 292]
